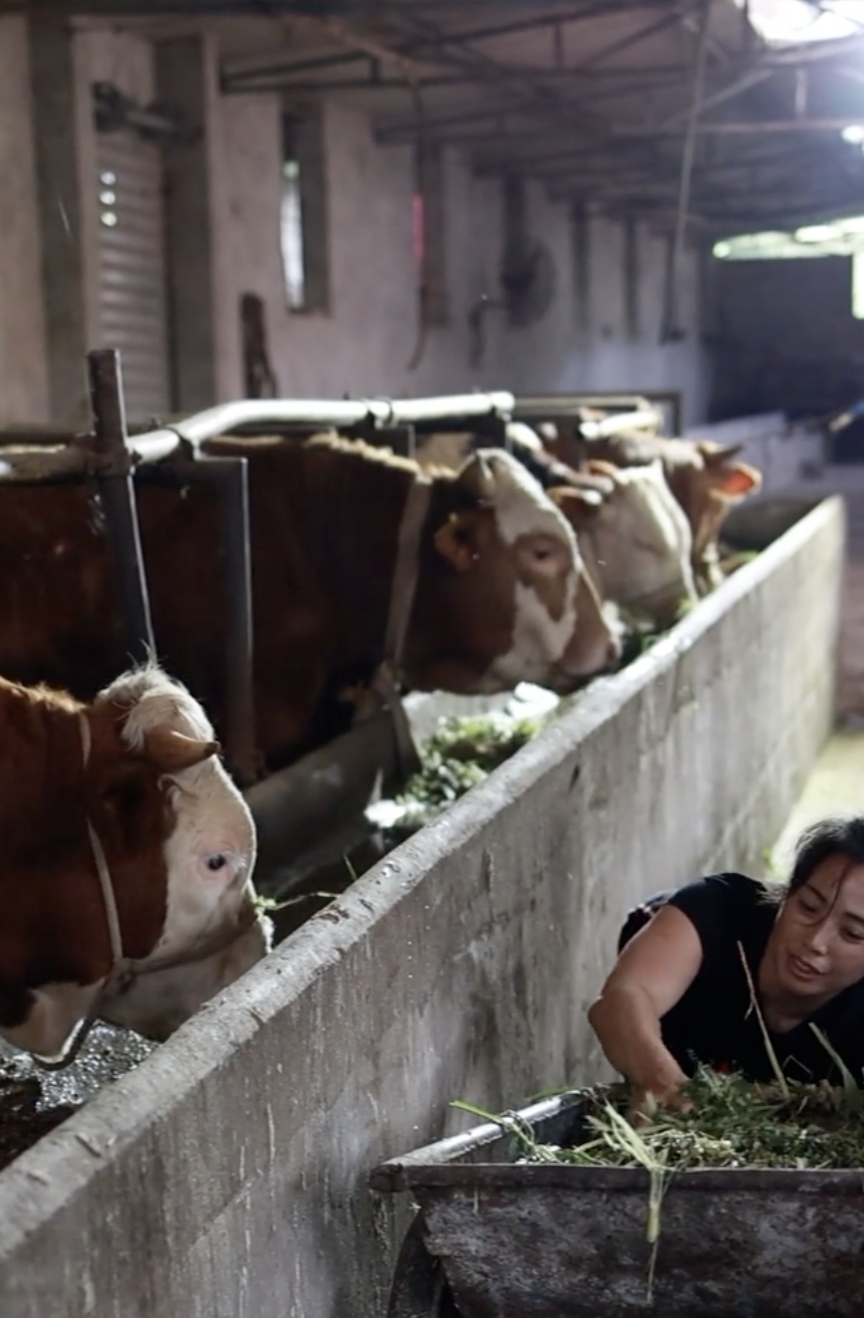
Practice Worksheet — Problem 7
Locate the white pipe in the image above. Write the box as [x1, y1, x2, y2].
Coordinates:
[580, 409, 663, 439]
[130, 393, 516, 449]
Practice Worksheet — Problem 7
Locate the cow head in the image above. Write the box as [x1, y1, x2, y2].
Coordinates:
[407, 449, 619, 695]
[550, 459, 698, 629]
[0, 666, 269, 1060]
[92, 666, 270, 1042]
[582, 433, 762, 592]
[688, 442, 763, 586]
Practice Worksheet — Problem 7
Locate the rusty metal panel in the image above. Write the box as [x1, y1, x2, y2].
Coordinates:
[373, 1093, 864, 1318]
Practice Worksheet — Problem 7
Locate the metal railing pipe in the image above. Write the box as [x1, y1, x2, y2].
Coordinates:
[87, 349, 156, 666]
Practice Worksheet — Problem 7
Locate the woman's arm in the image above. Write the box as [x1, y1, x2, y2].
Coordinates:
[588, 904, 704, 1112]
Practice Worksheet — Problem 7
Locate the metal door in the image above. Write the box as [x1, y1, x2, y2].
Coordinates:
[95, 130, 171, 421]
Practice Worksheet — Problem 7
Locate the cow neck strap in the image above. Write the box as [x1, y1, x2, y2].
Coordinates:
[79, 712, 125, 966]
[369, 474, 432, 779]
[382, 472, 433, 675]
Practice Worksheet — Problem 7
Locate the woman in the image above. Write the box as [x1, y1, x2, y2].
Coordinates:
[588, 817, 864, 1112]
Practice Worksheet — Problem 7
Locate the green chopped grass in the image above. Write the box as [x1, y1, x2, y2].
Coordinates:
[397, 715, 542, 813]
[473, 1067, 864, 1175]
[456, 1066, 864, 1302]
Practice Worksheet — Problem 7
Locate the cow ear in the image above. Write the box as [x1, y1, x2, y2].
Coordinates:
[548, 486, 602, 526]
[144, 727, 220, 772]
[433, 510, 483, 572]
[707, 462, 762, 500]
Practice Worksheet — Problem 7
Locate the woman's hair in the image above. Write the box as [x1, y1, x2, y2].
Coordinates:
[780, 816, 864, 897]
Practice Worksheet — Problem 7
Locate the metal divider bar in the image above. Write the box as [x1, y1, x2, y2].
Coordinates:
[87, 348, 156, 667]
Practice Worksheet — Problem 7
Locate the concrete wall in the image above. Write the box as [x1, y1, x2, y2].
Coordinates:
[0, 16, 48, 424]
[0, 497, 842, 1318]
[216, 92, 711, 425]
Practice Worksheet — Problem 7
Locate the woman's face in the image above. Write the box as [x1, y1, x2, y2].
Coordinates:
[766, 854, 864, 1006]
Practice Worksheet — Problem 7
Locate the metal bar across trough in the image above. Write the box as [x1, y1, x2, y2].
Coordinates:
[109, 390, 517, 451]
[137, 452, 258, 786]
[514, 390, 682, 435]
[0, 496, 843, 1318]
[87, 349, 157, 667]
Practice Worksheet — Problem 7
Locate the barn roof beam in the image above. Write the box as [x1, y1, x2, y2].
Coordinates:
[386, 5, 728, 217]
[224, 71, 471, 95]
[232, 62, 691, 99]
[564, 4, 695, 74]
[376, 2, 677, 57]
[369, 1, 728, 147]
[221, 3, 623, 89]
[656, 62, 777, 128]
[377, 9, 606, 138]
[528, 141, 820, 184]
[615, 116, 864, 135]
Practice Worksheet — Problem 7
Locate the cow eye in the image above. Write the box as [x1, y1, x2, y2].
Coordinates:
[205, 853, 228, 872]
[531, 540, 559, 564]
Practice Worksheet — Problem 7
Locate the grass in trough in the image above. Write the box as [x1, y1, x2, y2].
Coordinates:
[456, 1059, 864, 1302]
[520, 1067, 864, 1174]
[390, 714, 543, 827]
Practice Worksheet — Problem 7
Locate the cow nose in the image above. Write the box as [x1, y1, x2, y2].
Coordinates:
[605, 635, 622, 667]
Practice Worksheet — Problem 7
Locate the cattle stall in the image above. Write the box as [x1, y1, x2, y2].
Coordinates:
[0, 377, 684, 910]
[0, 478, 843, 1316]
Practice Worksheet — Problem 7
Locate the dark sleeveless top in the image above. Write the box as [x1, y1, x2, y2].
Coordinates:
[619, 873, 864, 1086]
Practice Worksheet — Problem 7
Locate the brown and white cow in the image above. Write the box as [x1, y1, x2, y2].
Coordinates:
[0, 435, 617, 769]
[0, 664, 269, 1059]
[416, 423, 697, 629]
[549, 459, 698, 629]
[571, 431, 762, 592]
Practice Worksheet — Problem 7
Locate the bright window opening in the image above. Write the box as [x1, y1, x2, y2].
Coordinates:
[853, 251, 864, 317]
[280, 157, 305, 312]
[713, 211, 864, 317]
[733, 0, 863, 44]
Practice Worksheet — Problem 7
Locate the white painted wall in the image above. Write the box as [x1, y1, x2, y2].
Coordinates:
[0, 16, 48, 424]
[215, 92, 711, 425]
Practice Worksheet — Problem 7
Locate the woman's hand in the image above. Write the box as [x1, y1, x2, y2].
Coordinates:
[627, 1064, 693, 1125]
[588, 904, 704, 1119]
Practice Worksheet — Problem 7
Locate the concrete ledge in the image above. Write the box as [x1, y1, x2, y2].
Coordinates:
[0, 498, 844, 1318]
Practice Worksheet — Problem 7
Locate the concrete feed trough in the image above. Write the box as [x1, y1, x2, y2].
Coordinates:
[0, 498, 844, 1318]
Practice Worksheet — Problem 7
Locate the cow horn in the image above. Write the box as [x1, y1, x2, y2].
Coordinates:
[549, 485, 603, 515]
[144, 727, 220, 772]
[697, 440, 744, 465]
[457, 452, 496, 501]
[585, 458, 621, 486]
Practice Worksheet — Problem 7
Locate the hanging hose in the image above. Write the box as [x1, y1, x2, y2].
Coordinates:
[310, 16, 432, 369]
[660, 0, 713, 343]
[406, 78, 431, 372]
